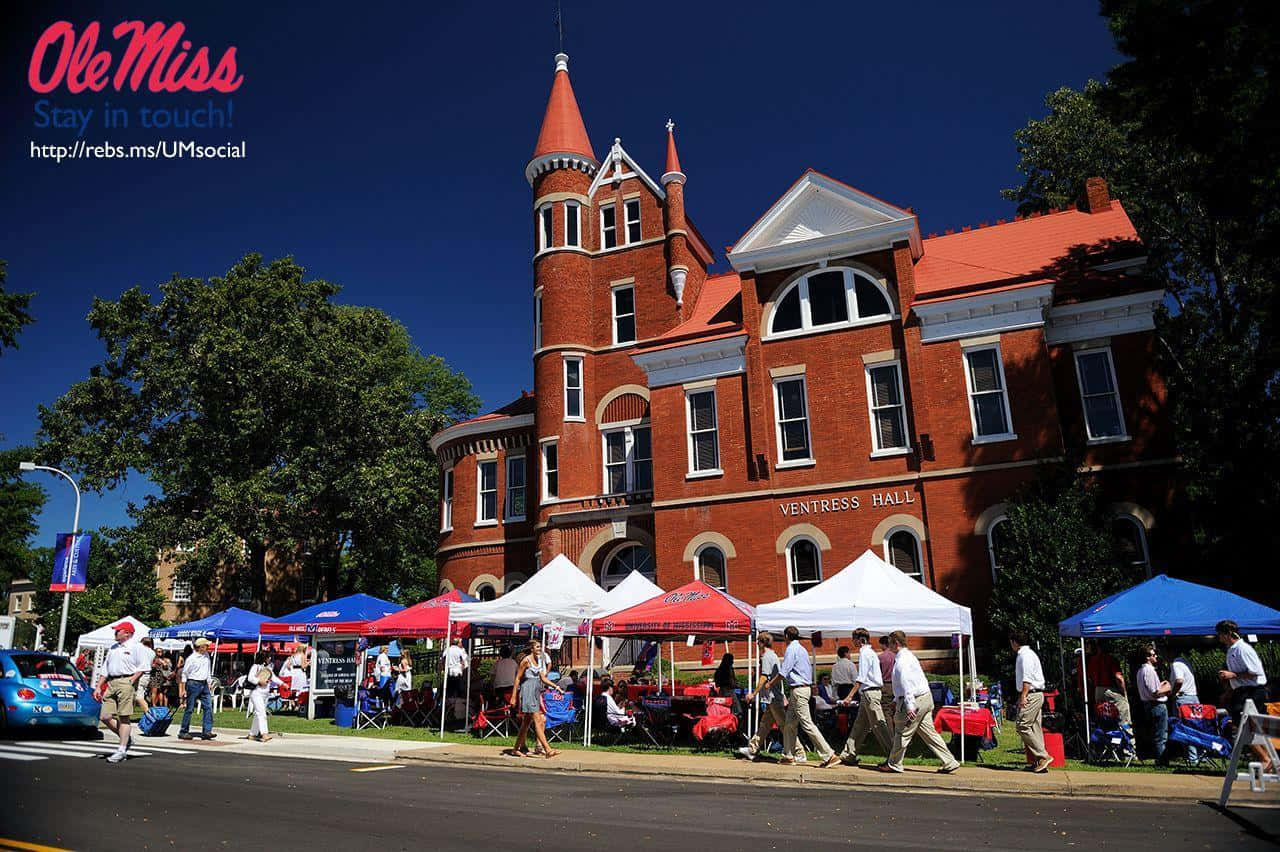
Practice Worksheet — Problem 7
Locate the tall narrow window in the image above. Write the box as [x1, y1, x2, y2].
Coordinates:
[773, 376, 812, 464]
[987, 516, 1010, 582]
[441, 468, 454, 531]
[600, 203, 617, 249]
[686, 388, 720, 474]
[564, 201, 580, 247]
[563, 356, 583, 421]
[963, 345, 1014, 441]
[538, 204, 553, 251]
[171, 577, 193, 603]
[604, 430, 627, 494]
[787, 537, 821, 595]
[612, 284, 636, 344]
[865, 362, 908, 454]
[476, 460, 497, 524]
[633, 425, 652, 492]
[534, 290, 543, 350]
[541, 441, 558, 501]
[624, 198, 641, 244]
[504, 453, 526, 521]
[1113, 515, 1150, 577]
[601, 425, 651, 494]
[1074, 347, 1127, 441]
[886, 530, 923, 582]
[695, 545, 727, 591]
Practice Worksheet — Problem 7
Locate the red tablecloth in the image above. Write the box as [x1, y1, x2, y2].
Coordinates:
[933, 705, 997, 738]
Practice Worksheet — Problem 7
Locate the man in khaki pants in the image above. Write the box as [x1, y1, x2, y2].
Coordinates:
[1011, 631, 1052, 773]
[880, 631, 959, 774]
[737, 632, 784, 760]
[837, 628, 892, 765]
[779, 626, 839, 767]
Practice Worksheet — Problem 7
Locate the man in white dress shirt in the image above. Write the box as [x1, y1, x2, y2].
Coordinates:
[178, 637, 217, 740]
[1217, 619, 1271, 771]
[837, 628, 892, 765]
[1010, 631, 1051, 773]
[97, 622, 142, 763]
[881, 631, 959, 774]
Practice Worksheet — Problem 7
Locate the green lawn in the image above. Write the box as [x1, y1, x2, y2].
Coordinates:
[211, 709, 1221, 774]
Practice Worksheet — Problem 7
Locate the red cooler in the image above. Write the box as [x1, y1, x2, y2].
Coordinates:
[1026, 732, 1067, 767]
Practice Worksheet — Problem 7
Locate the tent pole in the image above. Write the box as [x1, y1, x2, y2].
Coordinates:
[968, 635, 978, 702]
[463, 636, 473, 735]
[657, 640, 663, 693]
[959, 633, 965, 765]
[669, 641, 676, 692]
[1079, 638, 1089, 752]
[307, 635, 317, 721]
[439, 620, 451, 739]
[584, 619, 595, 747]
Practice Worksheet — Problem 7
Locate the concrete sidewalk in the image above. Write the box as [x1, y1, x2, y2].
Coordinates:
[395, 741, 1262, 803]
[117, 726, 451, 764]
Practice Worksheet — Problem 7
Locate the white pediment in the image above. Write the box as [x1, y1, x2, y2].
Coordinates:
[728, 171, 921, 272]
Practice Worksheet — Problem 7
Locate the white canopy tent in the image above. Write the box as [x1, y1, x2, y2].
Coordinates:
[73, 616, 152, 687]
[446, 554, 612, 740]
[597, 570, 664, 617]
[756, 549, 979, 762]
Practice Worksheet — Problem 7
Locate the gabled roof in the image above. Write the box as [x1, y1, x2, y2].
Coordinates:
[728, 170, 922, 272]
[913, 203, 1142, 300]
[531, 53, 595, 162]
[589, 138, 666, 201]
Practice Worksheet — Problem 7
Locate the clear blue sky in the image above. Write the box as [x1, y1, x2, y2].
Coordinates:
[1, 1, 1120, 543]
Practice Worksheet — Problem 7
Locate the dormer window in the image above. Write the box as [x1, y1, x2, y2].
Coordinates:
[600, 204, 618, 249]
[766, 267, 894, 339]
[624, 199, 641, 244]
[565, 201, 580, 247]
[538, 204, 554, 251]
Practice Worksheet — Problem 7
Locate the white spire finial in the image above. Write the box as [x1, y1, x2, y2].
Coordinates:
[554, 53, 569, 73]
[666, 119, 674, 133]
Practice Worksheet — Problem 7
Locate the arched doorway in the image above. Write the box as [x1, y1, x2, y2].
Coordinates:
[600, 542, 655, 590]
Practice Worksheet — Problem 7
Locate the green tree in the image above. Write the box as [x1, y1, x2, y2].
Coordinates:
[988, 462, 1145, 684]
[0, 448, 46, 598]
[37, 253, 479, 609]
[1003, 0, 1280, 591]
[0, 260, 35, 354]
[27, 528, 165, 644]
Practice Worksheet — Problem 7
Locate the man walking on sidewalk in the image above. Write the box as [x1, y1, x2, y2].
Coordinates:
[178, 637, 218, 741]
[97, 622, 142, 764]
[738, 632, 784, 760]
[779, 626, 839, 768]
[1011, 632, 1051, 773]
[881, 631, 959, 774]
[837, 628, 891, 765]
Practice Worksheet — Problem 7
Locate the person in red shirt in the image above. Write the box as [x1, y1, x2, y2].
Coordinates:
[1084, 641, 1132, 727]
[877, 635, 897, 735]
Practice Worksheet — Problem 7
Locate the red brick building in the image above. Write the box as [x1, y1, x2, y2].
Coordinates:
[429, 54, 1175, 649]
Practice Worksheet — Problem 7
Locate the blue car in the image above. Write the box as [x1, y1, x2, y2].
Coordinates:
[0, 650, 101, 735]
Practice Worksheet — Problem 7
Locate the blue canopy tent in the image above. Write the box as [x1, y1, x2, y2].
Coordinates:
[1059, 574, 1280, 736]
[151, 606, 272, 642]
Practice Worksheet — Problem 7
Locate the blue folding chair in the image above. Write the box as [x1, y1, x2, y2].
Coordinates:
[542, 689, 579, 744]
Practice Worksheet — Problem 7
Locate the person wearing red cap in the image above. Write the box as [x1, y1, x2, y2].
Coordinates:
[97, 621, 143, 763]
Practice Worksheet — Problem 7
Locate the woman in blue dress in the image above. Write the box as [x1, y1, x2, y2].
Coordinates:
[505, 638, 563, 759]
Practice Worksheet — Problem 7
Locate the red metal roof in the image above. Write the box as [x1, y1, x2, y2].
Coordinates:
[532, 55, 595, 161]
[451, 392, 535, 428]
[664, 123, 683, 176]
[638, 272, 742, 351]
[914, 203, 1142, 300]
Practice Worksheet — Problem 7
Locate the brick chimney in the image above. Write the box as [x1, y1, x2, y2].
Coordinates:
[1083, 176, 1112, 213]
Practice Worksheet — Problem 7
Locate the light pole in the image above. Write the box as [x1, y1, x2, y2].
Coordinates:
[19, 462, 81, 654]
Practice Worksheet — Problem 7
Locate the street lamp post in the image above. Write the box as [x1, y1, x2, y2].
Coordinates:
[19, 462, 82, 654]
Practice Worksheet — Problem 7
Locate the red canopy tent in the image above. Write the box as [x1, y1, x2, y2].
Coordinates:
[361, 589, 476, 638]
[590, 581, 754, 638]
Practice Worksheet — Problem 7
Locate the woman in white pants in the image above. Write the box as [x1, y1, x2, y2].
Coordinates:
[247, 650, 284, 742]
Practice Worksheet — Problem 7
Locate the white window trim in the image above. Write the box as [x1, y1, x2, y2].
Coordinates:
[786, 535, 823, 597]
[475, 459, 498, 527]
[987, 516, 1008, 583]
[600, 423, 652, 495]
[538, 203, 554, 251]
[684, 387, 722, 477]
[1073, 345, 1131, 444]
[623, 198, 642, 245]
[883, 527, 924, 583]
[599, 202, 618, 250]
[772, 374, 814, 468]
[863, 360, 912, 457]
[611, 283, 637, 345]
[564, 201, 581, 248]
[540, 440, 559, 504]
[171, 577, 193, 603]
[441, 467, 454, 532]
[961, 342, 1017, 444]
[764, 267, 897, 341]
[693, 543, 728, 591]
[563, 354, 585, 422]
[504, 451, 527, 522]
[534, 288, 543, 351]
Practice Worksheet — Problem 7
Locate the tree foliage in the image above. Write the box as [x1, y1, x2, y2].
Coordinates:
[0, 448, 46, 596]
[37, 254, 479, 608]
[989, 462, 1145, 684]
[1002, 0, 1280, 590]
[0, 260, 35, 354]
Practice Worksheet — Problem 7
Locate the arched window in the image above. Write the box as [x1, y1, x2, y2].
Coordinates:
[987, 517, 1010, 582]
[767, 267, 894, 338]
[786, 537, 822, 596]
[601, 543, 655, 591]
[1112, 515, 1151, 577]
[476, 583, 497, 602]
[885, 529, 923, 582]
[694, 545, 727, 591]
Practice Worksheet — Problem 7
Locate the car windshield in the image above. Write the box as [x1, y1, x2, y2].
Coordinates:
[11, 654, 85, 683]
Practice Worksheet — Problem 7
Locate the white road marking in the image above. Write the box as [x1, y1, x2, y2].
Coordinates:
[11, 741, 154, 757]
[0, 743, 97, 758]
[0, 747, 47, 761]
[350, 764, 404, 773]
[60, 740, 196, 755]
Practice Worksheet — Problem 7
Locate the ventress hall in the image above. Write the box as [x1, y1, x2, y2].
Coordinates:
[428, 53, 1178, 669]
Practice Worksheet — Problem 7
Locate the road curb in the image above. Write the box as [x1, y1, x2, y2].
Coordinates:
[393, 749, 1217, 802]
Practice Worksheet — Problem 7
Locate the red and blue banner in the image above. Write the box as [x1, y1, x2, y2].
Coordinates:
[50, 532, 90, 592]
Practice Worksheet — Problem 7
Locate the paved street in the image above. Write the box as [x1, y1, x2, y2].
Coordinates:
[3, 744, 1278, 851]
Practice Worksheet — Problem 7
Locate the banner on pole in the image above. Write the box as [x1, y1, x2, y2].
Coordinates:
[50, 533, 90, 592]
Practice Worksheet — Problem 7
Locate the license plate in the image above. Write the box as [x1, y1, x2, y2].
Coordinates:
[57, 701, 77, 712]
